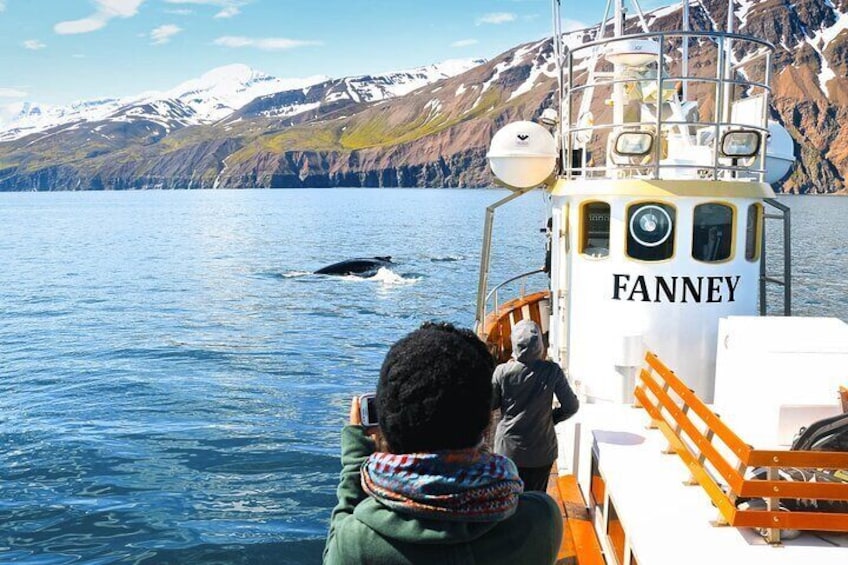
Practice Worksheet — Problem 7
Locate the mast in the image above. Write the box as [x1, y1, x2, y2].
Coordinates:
[682, 0, 690, 101]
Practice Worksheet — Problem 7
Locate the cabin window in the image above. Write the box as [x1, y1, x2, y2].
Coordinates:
[745, 204, 761, 261]
[626, 202, 675, 261]
[580, 202, 610, 258]
[692, 203, 734, 263]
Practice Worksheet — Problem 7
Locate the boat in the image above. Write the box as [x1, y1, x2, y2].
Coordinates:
[476, 1, 848, 562]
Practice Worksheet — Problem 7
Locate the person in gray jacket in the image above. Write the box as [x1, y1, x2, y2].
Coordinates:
[492, 319, 579, 491]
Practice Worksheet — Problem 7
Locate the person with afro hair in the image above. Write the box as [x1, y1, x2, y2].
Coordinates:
[323, 322, 563, 565]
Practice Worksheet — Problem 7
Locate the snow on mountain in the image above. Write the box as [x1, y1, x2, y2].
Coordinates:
[345, 58, 486, 101]
[0, 59, 483, 142]
[232, 58, 486, 121]
[0, 98, 124, 141]
[155, 63, 328, 123]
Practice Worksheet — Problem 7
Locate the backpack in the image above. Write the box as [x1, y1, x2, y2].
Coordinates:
[743, 412, 848, 515]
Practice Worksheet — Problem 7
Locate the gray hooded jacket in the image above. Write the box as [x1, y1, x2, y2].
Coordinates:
[492, 320, 579, 468]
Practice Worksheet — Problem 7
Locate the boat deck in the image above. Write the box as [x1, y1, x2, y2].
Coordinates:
[561, 404, 848, 565]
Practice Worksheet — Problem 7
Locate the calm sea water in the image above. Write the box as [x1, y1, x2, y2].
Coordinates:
[0, 189, 846, 564]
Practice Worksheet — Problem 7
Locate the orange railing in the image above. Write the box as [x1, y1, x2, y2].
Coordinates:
[634, 352, 848, 543]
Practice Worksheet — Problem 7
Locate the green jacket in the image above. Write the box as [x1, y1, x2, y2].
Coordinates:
[323, 426, 563, 564]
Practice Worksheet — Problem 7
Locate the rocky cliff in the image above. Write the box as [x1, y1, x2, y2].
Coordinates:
[0, 0, 845, 193]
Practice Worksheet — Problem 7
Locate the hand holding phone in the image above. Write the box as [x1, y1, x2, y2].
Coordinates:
[358, 393, 379, 428]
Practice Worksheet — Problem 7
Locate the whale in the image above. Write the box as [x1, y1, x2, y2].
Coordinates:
[314, 256, 393, 276]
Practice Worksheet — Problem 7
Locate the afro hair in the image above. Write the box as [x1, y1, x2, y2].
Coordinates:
[376, 322, 495, 454]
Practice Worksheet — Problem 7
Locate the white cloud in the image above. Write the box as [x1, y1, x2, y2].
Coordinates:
[451, 39, 478, 48]
[165, 0, 246, 18]
[477, 12, 516, 25]
[23, 39, 46, 50]
[0, 1, 6, 12]
[97, 0, 144, 17]
[214, 5, 239, 18]
[55, 18, 106, 34]
[0, 87, 27, 98]
[213, 36, 322, 50]
[54, 0, 145, 35]
[165, 8, 193, 15]
[150, 24, 182, 45]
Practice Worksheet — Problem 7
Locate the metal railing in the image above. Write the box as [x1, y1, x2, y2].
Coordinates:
[483, 268, 547, 324]
[760, 198, 791, 316]
[563, 30, 775, 181]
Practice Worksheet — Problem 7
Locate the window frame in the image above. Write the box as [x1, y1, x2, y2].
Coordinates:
[624, 200, 677, 263]
[745, 202, 763, 262]
[691, 201, 737, 264]
[579, 200, 612, 260]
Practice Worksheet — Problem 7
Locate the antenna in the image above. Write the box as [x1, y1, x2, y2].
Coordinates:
[682, 0, 690, 101]
[553, 0, 564, 172]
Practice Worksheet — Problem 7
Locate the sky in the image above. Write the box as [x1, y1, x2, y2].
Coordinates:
[0, 0, 670, 106]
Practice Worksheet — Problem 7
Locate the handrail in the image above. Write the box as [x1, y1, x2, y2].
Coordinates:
[569, 30, 776, 56]
[481, 268, 547, 332]
[759, 198, 792, 316]
[564, 29, 774, 182]
[635, 351, 848, 544]
[485, 268, 546, 305]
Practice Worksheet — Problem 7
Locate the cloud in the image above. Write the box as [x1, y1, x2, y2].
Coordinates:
[150, 24, 182, 45]
[165, 8, 193, 15]
[55, 17, 107, 34]
[165, 0, 246, 18]
[0, 88, 28, 98]
[213, 36, 322, 50]
[23, 39, 47, 50]
[476, 12, 516, 25]
[0, 1, 5, 12]
[213, 5, 239, 18]
[54, 0, 145, 35]
[451, 39, 478, 48]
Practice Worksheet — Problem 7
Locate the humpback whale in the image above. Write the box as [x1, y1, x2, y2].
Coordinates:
[314, 256, 393, 276]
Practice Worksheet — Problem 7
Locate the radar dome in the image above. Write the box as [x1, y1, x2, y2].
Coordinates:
[763, 121, 795, 185]
[487, 121, 557, 189]
[604, 39, 659, 67]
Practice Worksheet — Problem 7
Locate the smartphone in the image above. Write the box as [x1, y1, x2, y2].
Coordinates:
[359, 393, 379, 427]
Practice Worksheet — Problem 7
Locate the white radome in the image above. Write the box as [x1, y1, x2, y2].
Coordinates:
[763, 121, 795, 185]
[604, 38, 660, 67]
[487, 121, 557, 189]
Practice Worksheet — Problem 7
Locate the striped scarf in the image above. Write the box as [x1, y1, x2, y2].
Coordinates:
[361, 446, 523, 522]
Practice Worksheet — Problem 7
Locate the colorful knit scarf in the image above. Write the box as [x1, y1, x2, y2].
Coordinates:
[361, 446, 523, 522]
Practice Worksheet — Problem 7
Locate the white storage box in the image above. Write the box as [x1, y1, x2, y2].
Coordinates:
[713, 316, 848, 448]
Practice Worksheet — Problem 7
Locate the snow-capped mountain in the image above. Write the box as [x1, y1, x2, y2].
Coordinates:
[1, 1, 845, 194]
[232, 58, 486, 122]
[0, 59, 484, 142]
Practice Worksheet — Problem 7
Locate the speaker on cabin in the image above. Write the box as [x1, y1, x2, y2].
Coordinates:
[487, 121, 557, 190]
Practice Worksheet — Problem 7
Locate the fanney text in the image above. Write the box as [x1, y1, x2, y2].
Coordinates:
[612, 274, 741, 303]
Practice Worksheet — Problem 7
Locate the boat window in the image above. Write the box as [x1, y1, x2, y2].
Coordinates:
[745, 203, 761, 262]
[692, 203, 733, 262]
[580, 202, 610, 258]
[626, 202, 675, 261]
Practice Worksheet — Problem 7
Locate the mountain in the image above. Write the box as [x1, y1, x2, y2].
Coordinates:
[0, 0, 845, 193]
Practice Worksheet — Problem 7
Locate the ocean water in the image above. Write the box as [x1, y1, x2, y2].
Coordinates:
[0, 189, 845, 564]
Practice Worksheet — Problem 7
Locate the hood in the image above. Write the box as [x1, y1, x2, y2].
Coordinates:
[511, 320, 543, 364]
